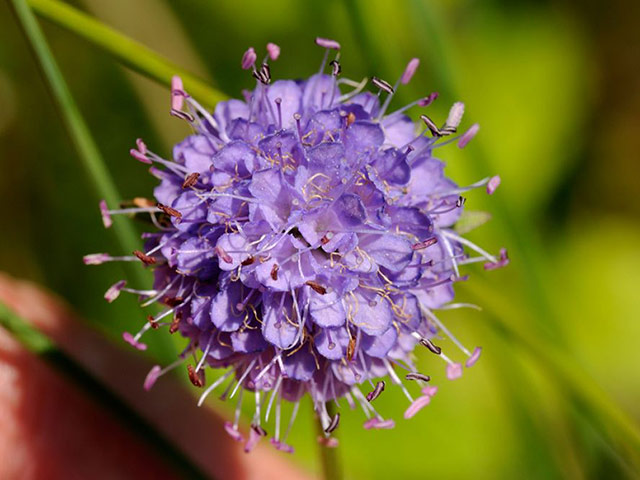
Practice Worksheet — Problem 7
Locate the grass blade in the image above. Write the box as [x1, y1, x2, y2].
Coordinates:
[27, 0, 227, 107]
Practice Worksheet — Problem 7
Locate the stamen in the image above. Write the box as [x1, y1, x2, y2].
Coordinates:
[241, 47, 257, 70]
[99, 200, 112, 228]
[330, 60, 341, 77]
[270, 263, 279, 281]
[417, 92, 439, 107]
[419, 337, 442, 355]
[366, 380, 385, 402]
[182, 172, 200, 189]
[405, 372, 431, 382]
[266, 42, 280, 61]
[466, 346, 482, 367]
[214, 246, 233, 264]
[187, 364, 205, 387]
[422, 385, 438, 397]
[197, 369, 234, 406]
[420, 114, 442, 137]
[401, 58, 420, 84]
[318, 436, 339, 448]
[122, 331, 147, 350]
[244, 424, 267, 453]
[171, 75, 185, 111]
[305, 281, 327, 295]
[130, 148, 151, 164]
[363, 418, 395, 430]
[458, 123, 479, 148]
[170, 109, 195, 122]
[133, 250, 157, 265]
[404, 395, 431, 419]
[323, 413, 340, 434]
[156, 203, 182, 219]
[446, 362, 463, 380]
[412, 237, 438, 250]
[371, 76, 394, 94]
[444, 102, 465, 130]
[484, 248, 509, 271]
[315, 37, 341, 50]
[143, 366, 162, 391]
[486, 175, 501, 195]
[224, 421, 244, 442]
[104, 280, 126, 303]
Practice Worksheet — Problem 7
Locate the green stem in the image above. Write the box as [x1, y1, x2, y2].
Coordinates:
[27, 0, 227, 107]
[316, 403, 343, 480]
[7, 0, 175, 358]
[0, 300, 210, 479]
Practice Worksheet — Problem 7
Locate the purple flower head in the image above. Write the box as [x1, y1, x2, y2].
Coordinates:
[88, 40, 507, 452]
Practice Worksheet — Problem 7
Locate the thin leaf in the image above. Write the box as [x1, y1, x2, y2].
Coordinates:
[8, 0, 174, 357]
[27, 0, 227, 107]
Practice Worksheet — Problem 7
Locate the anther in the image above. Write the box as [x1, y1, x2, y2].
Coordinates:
[305, 281, 327, 295]
[156, 202, 182, 219]
[371, 76, 394, 94]
[133, 197, 155, 208]
[170, 109, 195, 122]
[347, 337, 356, 361]
[187, 364, 205, 387]
[484, 248, 509, 271]
[420, 114, 442, 137]
[252, 63, 271, 85]
[104, 280, 126, 303]
[171, 76, 185, 111]
[182, 172, 200, 189]
[169, 311, 181, 334]
[412, 237, 438, 250]
[324, 413, 340, 434]
[330, 60, 341, 77]
[456, 196, 466, 208]
[486, 175, 501, 195]
[99, 200, 112, 228]
[458, 123, 480, 148]
[366, 380, 385, 402]
[241, 256, 255, 266]
[315, 37, 341, 50]
[420, 338, 442, 355]
[345, 112, 356, 128]
[401, 58, 420, 84]
[405, 372, 431, 382]
[418, 92, 439, 107]
[241, 47, 257, 70]
[270, 263, 279, 281]
[214, 246, 233, 264]
[147, 315, 159, 329]
[266, 42, 280, 61]
[133, 250, 157, 265]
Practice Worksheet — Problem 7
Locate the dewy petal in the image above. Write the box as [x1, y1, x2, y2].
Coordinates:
[210, 281, 245, 332]
[266, 80, 302, 128]
[282, 347, 317, 381]
[358, 234, 413, 272]
[315, 326, 349, 360]
[351, 289, 393, 336]
[361, 326, 398, 358]
[261, 293, 298, 349]
[308, 290, 346, 328]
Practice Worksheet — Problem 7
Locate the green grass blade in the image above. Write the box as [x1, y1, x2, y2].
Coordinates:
[7, 0, 174, 357]
[27, 0, 227, 107]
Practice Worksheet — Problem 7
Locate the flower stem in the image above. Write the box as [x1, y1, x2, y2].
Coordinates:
[316, 402, 343, 480]
[0, 300, 210, 480]
[27, 0, 227, 107]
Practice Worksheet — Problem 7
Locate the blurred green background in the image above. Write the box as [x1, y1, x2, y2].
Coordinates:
[1, 0, 639, 478]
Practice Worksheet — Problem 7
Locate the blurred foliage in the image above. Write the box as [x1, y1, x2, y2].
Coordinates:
[1, 0, 639, 478]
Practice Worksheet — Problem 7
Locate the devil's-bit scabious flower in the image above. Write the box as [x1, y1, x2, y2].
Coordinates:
[86, 39, 507, 453]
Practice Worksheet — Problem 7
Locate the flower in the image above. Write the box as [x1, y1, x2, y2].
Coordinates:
[86, 39, 507, 453]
